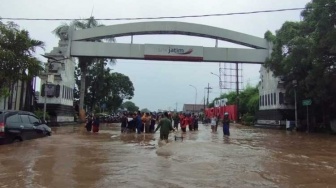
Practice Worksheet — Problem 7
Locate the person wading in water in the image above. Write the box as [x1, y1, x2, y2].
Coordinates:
[154, 112, 174, 141]
[85, 115, 93, 132]
[92, 115, 100, 133]
[121, 112, 128, 133]
[173, 112, 180, 131]
[223, 112, 230, 136]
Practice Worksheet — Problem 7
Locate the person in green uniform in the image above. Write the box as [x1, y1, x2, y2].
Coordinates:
[154, 112, 174, 140]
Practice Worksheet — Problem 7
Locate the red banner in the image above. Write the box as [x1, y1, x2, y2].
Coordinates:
[205, 105, 237, 121]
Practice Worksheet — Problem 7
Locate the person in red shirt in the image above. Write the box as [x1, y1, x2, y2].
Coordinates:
[182, 114, 192, 132]
[180, 113, 187, 132]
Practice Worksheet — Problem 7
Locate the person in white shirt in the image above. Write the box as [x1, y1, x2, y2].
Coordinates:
[210, 116, 217, 132]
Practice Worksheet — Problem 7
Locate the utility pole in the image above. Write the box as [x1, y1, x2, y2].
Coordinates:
[205, 83, 212, 106]
[236, 62, 240, 122]
[43, 62, 49, 122]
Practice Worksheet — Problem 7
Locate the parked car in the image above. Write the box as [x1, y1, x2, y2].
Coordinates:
[0, 110, 52, 144]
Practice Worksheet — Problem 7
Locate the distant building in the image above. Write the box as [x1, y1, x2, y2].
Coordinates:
[182, 104, 204, 113]
[256, 65, 294, 127]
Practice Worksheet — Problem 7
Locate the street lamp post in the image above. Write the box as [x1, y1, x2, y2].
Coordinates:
[293, 80, 298, 130]
[43, 63, 49, 122]
[189, 85, 197, 113]
[210, 72, 222, 95]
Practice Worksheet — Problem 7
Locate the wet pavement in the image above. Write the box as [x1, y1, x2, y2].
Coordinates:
[0, 123, 335, 188]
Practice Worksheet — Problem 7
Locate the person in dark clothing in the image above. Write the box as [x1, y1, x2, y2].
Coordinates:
[85, 115, 93, 132]
[173, 113, 180, 130]
[150, 113, 156, 133]
[136, 111, 143, 134]
[121, 113, 128, 133]
[194, 115, 199, 131]
[154, 112, 174, 140]
[223, 113, 230, 136]
[189, 114, 194, 131]
[128, 113, 136, 133]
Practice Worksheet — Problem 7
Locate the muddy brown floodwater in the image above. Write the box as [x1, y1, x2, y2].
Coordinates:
[0, 123, 336, 188]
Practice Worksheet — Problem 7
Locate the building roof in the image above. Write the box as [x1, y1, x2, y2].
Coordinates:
[182, 104, 205, 112]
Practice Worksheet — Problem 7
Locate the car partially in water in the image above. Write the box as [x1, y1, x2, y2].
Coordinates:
[0, 110, 52, 144]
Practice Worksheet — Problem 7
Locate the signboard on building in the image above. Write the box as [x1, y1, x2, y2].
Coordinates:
[214, 100, 221, 107]
[144, 44, 203, 61]
[214, 98, 227, 107]
[220, 98, 227, 106]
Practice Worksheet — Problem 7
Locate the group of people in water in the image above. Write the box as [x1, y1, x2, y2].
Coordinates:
[85, 111, 230, 139]
[85, 115, 100, 133]
[210, 112, 231, 136]
[119, 111, 231, 140]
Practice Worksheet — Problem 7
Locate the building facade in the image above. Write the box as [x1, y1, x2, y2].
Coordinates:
[256, 65, 294, 126]
[182, 104, 205, 113]
[37, 31, 76, 123]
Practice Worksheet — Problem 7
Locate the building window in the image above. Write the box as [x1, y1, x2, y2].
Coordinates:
[279, 92, 284, 105]
[273, 93, 276, 105]
[260, 96, 262, 106]
[262, 95, 264, 106]
[270, 93, 273, 105]
[62, 86, 65, 99]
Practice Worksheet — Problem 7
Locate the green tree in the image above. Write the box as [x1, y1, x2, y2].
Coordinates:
[265, 0, 336, 124]
[140, 108, 150, 113]
[238, 86, 259, 116]
[209, 85, 259, 116]
[53, 17, 115, 114]
[81, 60, 134, 112]
[208, 91, 237, 108]
[0, 21, 44, 98]
[121, 101, 139, 112]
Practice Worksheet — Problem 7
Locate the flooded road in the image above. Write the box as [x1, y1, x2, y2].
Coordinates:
[0, 123, 335, 188]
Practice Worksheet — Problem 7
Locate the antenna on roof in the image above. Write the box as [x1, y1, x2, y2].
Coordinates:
[90, 5, 94, 17]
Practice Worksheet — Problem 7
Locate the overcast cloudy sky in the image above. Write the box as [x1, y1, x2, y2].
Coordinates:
[1, 0, 311, 111]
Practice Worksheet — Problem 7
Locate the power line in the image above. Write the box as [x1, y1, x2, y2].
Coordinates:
[0, 7, 305, 21]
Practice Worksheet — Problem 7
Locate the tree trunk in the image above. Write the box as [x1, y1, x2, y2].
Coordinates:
[79, 67, 87, 110]
[78, 68, 87, 122]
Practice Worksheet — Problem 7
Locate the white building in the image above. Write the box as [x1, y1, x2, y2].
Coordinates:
[256, 65, 294, 126]
[37, 31, 76, 124]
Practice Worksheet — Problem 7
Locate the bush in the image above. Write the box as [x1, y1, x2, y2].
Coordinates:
[241, 113, 255, 126]
[34, 109, 50, 120]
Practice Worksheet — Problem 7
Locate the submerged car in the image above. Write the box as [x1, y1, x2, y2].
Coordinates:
[0, 110, 52, 144]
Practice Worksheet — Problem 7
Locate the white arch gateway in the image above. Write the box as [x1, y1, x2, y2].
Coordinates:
[39, 21, 272, 123]
[69, 21, 272, 64]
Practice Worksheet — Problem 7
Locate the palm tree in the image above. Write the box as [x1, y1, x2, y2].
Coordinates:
[53, 17, 115, 118]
